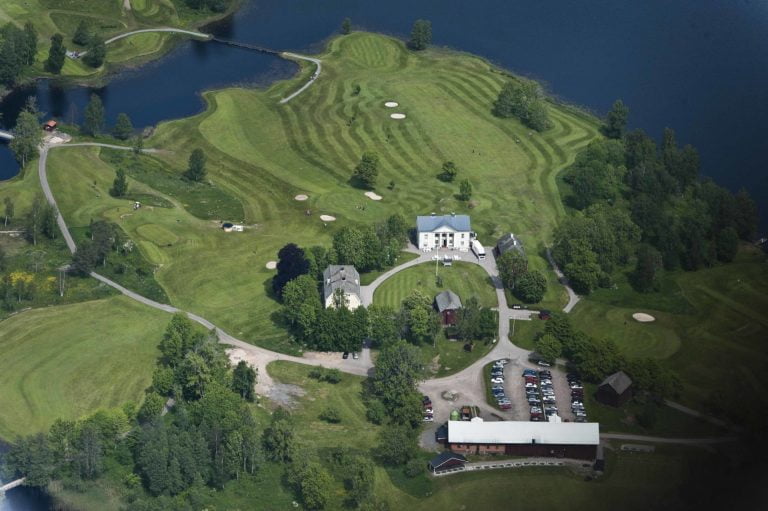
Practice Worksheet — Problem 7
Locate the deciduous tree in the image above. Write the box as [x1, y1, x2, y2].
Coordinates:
[83, 35, 106, 68]
[513, 270, 547, 303]
[9, 109, 41, 167]
[353, 151, 379, 189]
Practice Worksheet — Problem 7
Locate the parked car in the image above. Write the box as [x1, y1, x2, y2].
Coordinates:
[539, 370, 552, 377]
[522, 369, 538, 377]
[491, 370, 504, 377]
[491, 377, 504, 384]
[423, 416, 434, 422]
[537, 360, 552, 367]
[574, 416, 588, 423]
[352, 352, 359, 359]
[512, 304, 523, 310]
[492, 385, 505, 391]
[496, 358, 510, 365]
[424, 407, 434, 414]
[342, 352, 349, 359]
[530, 415, 544, 422]
[538, 309, 551, 320]
[499, 403, 512, 410]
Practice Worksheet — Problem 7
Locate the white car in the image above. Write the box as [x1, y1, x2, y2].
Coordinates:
[490, 377, 504, 384]
[423, 416, 434, 422]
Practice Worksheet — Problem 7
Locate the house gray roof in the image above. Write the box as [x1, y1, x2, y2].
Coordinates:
[435, 290, 462, 312]
[417, 214, 471, 233]
[322, 265, 361, 301]
[429, 451, 467, 469]
[599, 371, 633, 395]
[497, 233, 525, 255]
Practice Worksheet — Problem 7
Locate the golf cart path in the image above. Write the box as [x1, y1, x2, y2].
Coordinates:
[546, 247, 580, 312]
[279, 53, 322, 104]
[104, 27, 211, 46]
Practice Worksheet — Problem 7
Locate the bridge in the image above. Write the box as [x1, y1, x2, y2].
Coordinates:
[0, 129, 13, 140]
[0, 477, 26, 493]
[211, 38, 280, 55]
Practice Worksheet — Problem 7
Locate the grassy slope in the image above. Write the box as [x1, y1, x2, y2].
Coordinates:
[373, 261, 497, 309]
[571, 246, 768, 411]
[0, 295, 170, 439]
[130, 32, 596, 350]
[0, 0, 228, 80]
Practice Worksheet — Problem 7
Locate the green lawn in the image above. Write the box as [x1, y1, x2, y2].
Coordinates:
[509, 317, 546, 350]
[36, 32, 597, 354]
[373, 261, 497, 309]
[571, 246, 768, 418]
[0, 296, 171, 440]
[419, 331, 495, 378]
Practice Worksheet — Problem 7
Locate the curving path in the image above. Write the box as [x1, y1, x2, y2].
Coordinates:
[0, 129, 13, 140]
[279, 53, 322, 104]
[104, 27, 211, 46]
[546, 247, 580, 312]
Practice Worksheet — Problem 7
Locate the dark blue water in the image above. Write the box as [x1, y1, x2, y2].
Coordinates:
[1, 0, 766, 229]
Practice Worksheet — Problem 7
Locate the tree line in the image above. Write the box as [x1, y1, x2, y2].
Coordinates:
[554, 102, 758, 294]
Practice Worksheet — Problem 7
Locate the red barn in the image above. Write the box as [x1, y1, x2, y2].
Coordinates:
[435, 290, 462, 326]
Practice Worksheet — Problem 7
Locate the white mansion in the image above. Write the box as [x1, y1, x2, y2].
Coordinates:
[417, 214, 472, 250]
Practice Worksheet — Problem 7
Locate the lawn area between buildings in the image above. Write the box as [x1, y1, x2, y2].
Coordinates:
[373, 261, 497, 309]
[419, 331, 496, 378]
[0, 295, 171, 441]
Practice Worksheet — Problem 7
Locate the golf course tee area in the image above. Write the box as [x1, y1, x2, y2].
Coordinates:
[113, 31, 598, 350]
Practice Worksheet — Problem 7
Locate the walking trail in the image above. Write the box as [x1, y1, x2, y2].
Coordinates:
[279, 53, 322, 104]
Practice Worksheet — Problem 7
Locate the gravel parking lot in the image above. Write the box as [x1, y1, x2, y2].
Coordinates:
[553, 370, 576, 422]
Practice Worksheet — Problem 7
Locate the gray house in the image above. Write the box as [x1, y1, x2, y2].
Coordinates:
[417, 214, 472, 250]
[322, 265, 362, 310]
[496, 233, 525, 256]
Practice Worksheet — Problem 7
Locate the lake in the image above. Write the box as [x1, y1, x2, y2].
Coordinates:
[1, 0, 766, 228]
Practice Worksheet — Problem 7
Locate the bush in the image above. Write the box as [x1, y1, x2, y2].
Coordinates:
[320, 407, 341, 423]
[404, 458, 424, 478]
[365, 399, 386, 425]
[309, 367, 324, 380]
[322, 368, 342, 384]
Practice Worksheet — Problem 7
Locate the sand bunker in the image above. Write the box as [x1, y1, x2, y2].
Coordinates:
[390, 113, 406, 119]
[320, 215, 336, 222]
[294, 194, 309, 201]
[365, 191, 382, 201]
[384, 101, 399, 108]
[632, 313, 656, 323]
[266, 261, 277, 270]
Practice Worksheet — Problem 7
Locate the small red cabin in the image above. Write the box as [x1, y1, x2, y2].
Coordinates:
[43, 120, 58, 131]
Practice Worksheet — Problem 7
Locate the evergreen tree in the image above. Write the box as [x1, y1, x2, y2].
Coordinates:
[603, 99, 629, 139]
[73, 20, 91, 46]
[110, 167, 128, 197]
[83, 35, 106, 68]
[112, 112, 134, 140]
[341, 17, 352, 35]
[458, 179, 472, 201]
[22, 22, 37, 66]
[45, 33, 66, 74]
[408, 19, 432, 51]
[184, 148, 207, 182]
[83, 93, 105, 136]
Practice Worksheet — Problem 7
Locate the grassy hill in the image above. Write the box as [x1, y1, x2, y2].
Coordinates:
[0, 295, 171, 439]
[39, 32, 598, 353]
